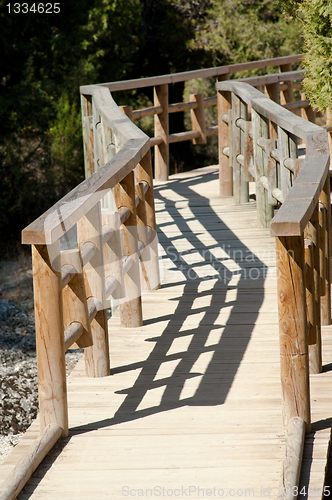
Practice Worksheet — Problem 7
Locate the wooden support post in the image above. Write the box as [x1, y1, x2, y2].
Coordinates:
[81, 94, 94, 178]
[275, 235, 310, 432]
[279, 63, 294, 105]
[32, 243, 68, 437]
[278, 126, 297, 200]
[114, 171, 143, 327]
[319, 175, 332, 325]
[305, 239, 316, 346]
[301, 93, 316, 123]
[217, 76, 232, 196]
[61, 249, 93, 350]
[264, 82, 279, 139]
[102, 210, 125, 303]
[120, 105, 134, 121]
[239, 99, 249, 203]
[135, 150, 160, 290]
[252, 109, 273, 228]
[154, 84, 169, 181]
[190, 94, 207, 144]
[77, 204, 110, 377]
[305, 205, 322, 373]
[232, 94, 242, 203]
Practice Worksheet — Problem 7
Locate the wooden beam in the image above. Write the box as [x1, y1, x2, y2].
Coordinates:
[154, 84, 169, 181]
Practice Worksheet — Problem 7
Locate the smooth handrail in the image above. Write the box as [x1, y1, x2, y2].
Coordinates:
[80, 54, 302, 95]
[22, 89, 149, 245]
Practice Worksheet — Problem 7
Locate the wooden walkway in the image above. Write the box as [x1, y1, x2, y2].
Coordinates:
[1, 165, 332, 499]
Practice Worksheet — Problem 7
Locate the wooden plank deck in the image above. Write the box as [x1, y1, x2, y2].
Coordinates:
[1, 165, 332, 499]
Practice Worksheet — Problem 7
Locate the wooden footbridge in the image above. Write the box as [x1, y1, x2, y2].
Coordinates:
[1, 54, 332, 500]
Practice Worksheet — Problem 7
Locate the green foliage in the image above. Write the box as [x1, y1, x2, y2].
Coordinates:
[192, 0, 302, 74]
[0, 0, 304, 251]
[278, 0, 332, 111]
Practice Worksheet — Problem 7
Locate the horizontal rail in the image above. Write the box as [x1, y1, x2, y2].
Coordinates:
[80, 55, 302, 94]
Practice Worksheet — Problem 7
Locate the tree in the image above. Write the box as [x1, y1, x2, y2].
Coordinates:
[278, 0, 332, 111]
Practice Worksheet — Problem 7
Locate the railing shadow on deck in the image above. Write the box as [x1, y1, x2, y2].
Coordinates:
[68, 168, 267, 434]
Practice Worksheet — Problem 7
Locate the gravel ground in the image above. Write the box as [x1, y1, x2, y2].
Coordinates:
[0, 257, 83, 464]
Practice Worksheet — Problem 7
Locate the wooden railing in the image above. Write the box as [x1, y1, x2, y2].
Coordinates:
[216, 78, 331, 494]
[2, 53, 325, 499]
[81, 54, 302, 181]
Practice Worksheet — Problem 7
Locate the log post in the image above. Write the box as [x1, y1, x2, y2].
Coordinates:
[154, 84, 169, 181]
[32, 243, 68, 437]
[217, 77, 232, 196]
[319, 175, 332, 325]
[77, 204, 110, 377]
[305, 239, 316, 346]
[276, 235, 310, 433]
[279, 63, 294, 105]
[252, 109, 273, 227]
[81, 94, 94, 178]
[190, 94, 207, 144]
[61, 249, 93, 350]
[278, 127, 297, 200]
[114, 171, 143, 327]
[120, 105, 134, 121]
[305, 205, 322, 373]
[301, 93, 316, 123]
[135, 150, 160, 291]
[239, 98, 249, 203]
[264, 82, 279, 139]
[232, 94, 241, 203]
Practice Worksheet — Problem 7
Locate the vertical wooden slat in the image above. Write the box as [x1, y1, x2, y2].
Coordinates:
[301, 93, 316, 123]
[135, 150, 160, 291]
[81, 94, 94, 178]
[114, 171, 143, 327]
[102, 210, 125, 303]
[305, 205, 322, 373]
[278, 127, 297, 200]
[32, 243, 68, 437]
[320, 175, 332, 325]
[264, 83, 279, 139]
[305, 239, 316, 346]
[275, 235, 310, 433]
[239, 99, 249, 203]
[252, 109, 273, 227]
[217, 80, 232, 196]
[77, 204, 110, 377]
[279, 63, 294, 105]
[154, 84, 169, 181]
[61, 249, 93, 349]
[190, 94, 206, 144]
[232, 94, 241, 203]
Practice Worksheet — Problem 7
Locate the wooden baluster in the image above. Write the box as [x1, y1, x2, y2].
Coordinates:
[154, 84, 169, 181]
[305, 205, 322, 373]
[120, 105, 134, 121]
[232, 94, 242, 203]
[32, 243, 68, 437]
[190, 94, 207, 144]
[217, 77, 232, 196]
[135, 150, 160, 291]
[239, 99, 249, 203]
[77, 204, 110, 377]
[264, 82, 279, 139]
[81, 94, 94, 178]
[279, 63, 294, 105]
[278, 127, 297, 200]
[301, 92, 316, 123]
[61, 249, 93, 350]
[102, 210, 125, 310]
[252, 109, 273, 227]
[319, 175, 332, 325]
[305, 239, 316, 350]
[114, 171, 143, 327]
[275, 235, 310, 432]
